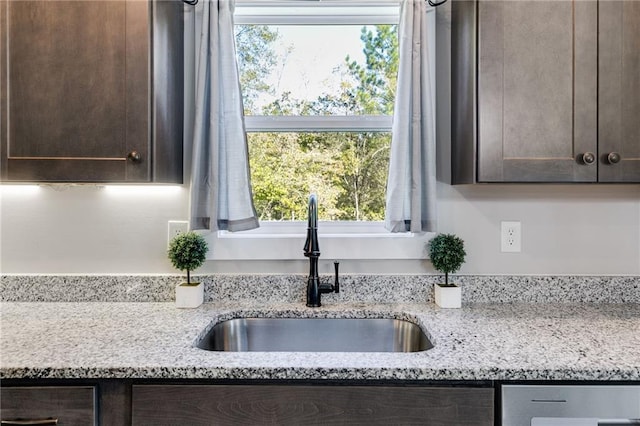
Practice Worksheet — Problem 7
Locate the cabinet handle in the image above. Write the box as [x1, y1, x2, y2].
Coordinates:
[607, 152, 621, 164]
[127, 151, 142, 163]
[1, 419, 58, 425]
[581, 152, 596, 165]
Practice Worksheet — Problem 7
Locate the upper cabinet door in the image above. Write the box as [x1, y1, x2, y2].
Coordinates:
[599, 0, 640, 183]
[477, 0, 598, 182]
[0, 0, 183, 183]
[1, 0, 149, 182]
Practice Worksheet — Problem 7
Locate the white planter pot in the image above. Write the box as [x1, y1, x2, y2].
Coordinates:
[175, 282, 204, 308]
[434, 283, 461, 309]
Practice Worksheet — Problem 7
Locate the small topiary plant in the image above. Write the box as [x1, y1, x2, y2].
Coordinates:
[428, 233, 466, 287]
[168, 231, 208, 286]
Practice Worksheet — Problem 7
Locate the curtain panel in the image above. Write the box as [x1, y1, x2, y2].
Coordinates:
[384, 0, 437, 233]
[188, 0, 259, 232]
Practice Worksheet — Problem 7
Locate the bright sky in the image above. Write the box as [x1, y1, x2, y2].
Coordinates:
[256, 25, 367, 108]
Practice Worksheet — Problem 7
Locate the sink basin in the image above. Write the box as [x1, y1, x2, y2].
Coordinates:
[196, 318, 433, 352]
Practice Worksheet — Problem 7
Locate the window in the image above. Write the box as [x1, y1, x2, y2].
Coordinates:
[207, 1, 434, 260]
[235, 4, 399, 223]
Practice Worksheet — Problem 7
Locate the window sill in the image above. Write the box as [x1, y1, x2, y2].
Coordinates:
[205, 221, 431, 260]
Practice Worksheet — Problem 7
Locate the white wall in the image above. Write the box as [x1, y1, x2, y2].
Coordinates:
[0, 185, 188, 274]
[1, 183, 638, 275]
[437, 184, 640, 275]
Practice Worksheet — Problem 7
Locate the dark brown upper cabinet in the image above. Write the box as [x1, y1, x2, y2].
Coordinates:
[598, 0, 640, 182]
[449, 0, 640, 184]
[0, 0, 183, 183]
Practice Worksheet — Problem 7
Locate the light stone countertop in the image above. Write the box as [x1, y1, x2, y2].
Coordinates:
[1, 301, 639, 381]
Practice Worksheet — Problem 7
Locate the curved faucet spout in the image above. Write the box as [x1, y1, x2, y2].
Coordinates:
[303, 194, 320, 257]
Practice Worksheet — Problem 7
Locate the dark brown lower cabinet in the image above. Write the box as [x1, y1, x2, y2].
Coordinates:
[0, 386, 96, 426]
[131, 384, 494, 425]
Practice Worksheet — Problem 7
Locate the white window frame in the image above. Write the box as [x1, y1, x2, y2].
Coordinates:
[206, 0, 435, 260]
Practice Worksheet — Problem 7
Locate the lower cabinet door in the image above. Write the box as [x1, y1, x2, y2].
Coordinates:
[132, 384, 494, 425]
[0, 386, 96, 426]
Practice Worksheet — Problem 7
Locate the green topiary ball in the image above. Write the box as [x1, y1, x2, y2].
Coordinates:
[168, 231, 208, 274]
[428, 233, 466, 275]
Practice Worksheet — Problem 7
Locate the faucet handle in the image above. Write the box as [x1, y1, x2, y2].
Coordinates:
[334, 261, 340, 293]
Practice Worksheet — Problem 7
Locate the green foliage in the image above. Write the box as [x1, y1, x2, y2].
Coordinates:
[235, 25, 280, 114]
[345, 25, 398, 115]
[248, 132, 332, 220]
[428, 234, 466, 286]
[248, 132, 389, 221]
[333, 132, 389, 221]
[167, 232, 208, 285]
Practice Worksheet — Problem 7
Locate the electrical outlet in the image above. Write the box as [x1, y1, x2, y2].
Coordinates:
[501, 221, 521, 253]
[168, 220, 189, 247]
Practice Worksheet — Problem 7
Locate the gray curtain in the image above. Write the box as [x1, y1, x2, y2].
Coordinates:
[384, 0, 437, 233]
[188, 0, 259, 232]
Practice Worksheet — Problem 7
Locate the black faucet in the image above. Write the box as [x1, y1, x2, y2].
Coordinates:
[304, 194, 339, 307]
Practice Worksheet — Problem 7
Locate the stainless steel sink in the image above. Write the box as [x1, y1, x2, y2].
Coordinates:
[196, 318, 433, 352]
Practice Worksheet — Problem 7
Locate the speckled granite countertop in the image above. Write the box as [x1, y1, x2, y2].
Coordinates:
[1, 301, 638, 381]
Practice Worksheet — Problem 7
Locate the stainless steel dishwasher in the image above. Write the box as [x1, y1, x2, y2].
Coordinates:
[502, 385, 640, 426]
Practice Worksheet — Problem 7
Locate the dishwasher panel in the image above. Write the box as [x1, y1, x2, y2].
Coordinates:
[502, 385, 640, 426]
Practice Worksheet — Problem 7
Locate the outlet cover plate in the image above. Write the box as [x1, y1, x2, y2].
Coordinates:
[501, 221, 521, 253]
[168, 220, 189, 247]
